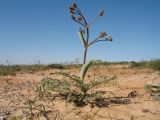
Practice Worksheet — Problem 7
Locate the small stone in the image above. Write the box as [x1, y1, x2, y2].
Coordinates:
[142, 109, 150, 113]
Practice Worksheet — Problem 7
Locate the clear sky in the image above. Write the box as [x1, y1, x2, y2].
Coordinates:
[0, 0, 160, 64]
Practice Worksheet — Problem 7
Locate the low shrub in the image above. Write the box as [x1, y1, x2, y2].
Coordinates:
[45, 64, 64, 69]
[130, 59, 160, 71]
[0, 65, 16, 76]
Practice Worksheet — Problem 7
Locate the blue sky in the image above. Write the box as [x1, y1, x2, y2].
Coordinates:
[0, 0, 160, 64]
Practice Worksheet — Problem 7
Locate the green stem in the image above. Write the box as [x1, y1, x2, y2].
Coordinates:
[83, 48, 87, 64]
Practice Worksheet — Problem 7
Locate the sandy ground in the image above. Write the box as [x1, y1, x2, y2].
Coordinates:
[0, 64, 160, 120]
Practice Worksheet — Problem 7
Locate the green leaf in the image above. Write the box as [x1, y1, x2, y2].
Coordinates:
[56, 72, 82, 84]
[80, 60, 93, 82]
[40, 77, 70, 93]
[77, 28, 87, 48]
[88, 76, 116, 89]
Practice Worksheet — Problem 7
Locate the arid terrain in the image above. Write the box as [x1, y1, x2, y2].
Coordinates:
[0, 64, 160, 120]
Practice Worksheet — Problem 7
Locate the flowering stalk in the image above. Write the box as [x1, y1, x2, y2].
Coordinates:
[69, 3, 112, 65]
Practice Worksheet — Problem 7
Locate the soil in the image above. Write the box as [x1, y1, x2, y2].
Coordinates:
[0, 64, 160, 120]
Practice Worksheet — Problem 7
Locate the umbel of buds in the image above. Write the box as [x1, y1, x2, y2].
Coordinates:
[99, 10, 104, 16]
[69, 3, 77, 14]
[69, 7, 74, 15]
[99, 32, 107, 38]
[77, 15, 82, 22]
[71, 3, 77, 8]
[106, 36, 113, 42]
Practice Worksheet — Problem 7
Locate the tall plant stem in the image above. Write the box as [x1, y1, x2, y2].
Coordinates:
[76, 6, 89, 64]
[83, 28, 89, 64]
[83, 48, 87, 64]
[83, 26, 89, 64]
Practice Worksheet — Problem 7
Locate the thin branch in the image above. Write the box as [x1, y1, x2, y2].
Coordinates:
[75, 5, 89, 64]
[88, 36, 101, 46]
[88, 39, 108, 47]
[73, 19, 86, 27]
[75, 7, 88, 26]
[76, 6, 89, 44]
[72, 11, 79, 15]
[86, 27, 89, 43]
[87, 15, 101, 28]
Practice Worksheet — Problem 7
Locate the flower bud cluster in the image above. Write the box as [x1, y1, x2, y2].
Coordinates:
[106, 36, 113, 42]
[69, 3, 84, 23]
[99, 32, 107, 38]
[99, 10, 104, 16]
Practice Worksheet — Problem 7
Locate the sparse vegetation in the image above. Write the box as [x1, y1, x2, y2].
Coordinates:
[130, 58, 160, 71]
[0, 2, 160, 120]
[0, 58, 159, 76]
[144, 84, 160, 93]
[0, 65, 17, 76]
[45, 64, 65, 69]
[0, 64, 65, 76]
